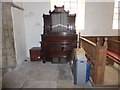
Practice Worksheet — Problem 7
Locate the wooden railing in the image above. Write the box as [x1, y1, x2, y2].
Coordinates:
[81, 36, 120, 65]
[80, 36, 108, 85]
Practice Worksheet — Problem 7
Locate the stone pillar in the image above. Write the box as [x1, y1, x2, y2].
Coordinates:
[0, 2, 2, 90]
[2, 2, 16, 69]
[0, 2, 2, 69]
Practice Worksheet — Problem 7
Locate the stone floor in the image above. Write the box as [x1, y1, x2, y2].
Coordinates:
[2, 61, 92, 88]
[104, 63, 120, 86]
[1, 61, 119, 89]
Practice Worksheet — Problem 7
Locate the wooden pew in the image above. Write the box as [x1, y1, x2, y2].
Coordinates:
[107, 38, 120, 65]
[82, 36, 120, 65]
[80, 36, 107, 86]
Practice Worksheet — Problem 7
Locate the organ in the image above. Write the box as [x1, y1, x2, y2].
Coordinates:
[41, 5, 77, 63]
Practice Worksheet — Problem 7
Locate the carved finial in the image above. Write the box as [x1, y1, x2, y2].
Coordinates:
[80, 41, 83, 49]
[62, 5, 64, 8]
[75, 14, 76, 17]
[103, 37, 108, 48]
[79, 32, 80, 37]
[54, 5, 57, 8]
[49, 10, 51, 13]
[97, 37, 100, 45]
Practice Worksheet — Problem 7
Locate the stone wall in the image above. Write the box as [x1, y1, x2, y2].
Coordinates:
[0, 2, 2, 90]
[0, 2, 2, 68]
[2, 2, 16, 69]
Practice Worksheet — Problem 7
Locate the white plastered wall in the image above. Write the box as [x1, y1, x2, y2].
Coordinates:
[23, 2, 50, 58]
[80, 2, 118, 36]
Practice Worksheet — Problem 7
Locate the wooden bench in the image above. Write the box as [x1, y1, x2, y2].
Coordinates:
[107, 38, 120, 65]
[79, 36, 107, 86]
[81, 36, 120, 65]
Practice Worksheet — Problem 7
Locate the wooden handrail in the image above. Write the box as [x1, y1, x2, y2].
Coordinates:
[80, 37, 96, 47]
[108, 39, 120, 43]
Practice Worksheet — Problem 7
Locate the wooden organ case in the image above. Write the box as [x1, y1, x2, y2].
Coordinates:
[41, 6, 77, 63]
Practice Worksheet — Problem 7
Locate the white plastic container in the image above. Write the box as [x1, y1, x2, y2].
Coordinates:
[72, 48, 87, 85]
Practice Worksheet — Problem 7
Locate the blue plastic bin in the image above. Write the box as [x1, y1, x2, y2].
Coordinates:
[86, 63, 90, 82]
